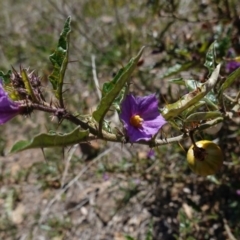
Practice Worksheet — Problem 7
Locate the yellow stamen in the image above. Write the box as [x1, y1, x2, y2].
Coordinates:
[130, 114, 143, 128]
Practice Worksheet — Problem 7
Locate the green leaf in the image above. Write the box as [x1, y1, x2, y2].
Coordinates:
[162, 64, 221, 120]
[204, 41, 216, 74]
[92, 47, 144, 123]
[181, 101, 205, 119]
[170, 78, 218, 109]
[219, 66, 240, 96]
[0, 70, 12, 84]
[112, 86, 126, 112]
[185, 111, 222, 122]
[162, 62, 193, 78]
[101, 74, 126, 112]
[185, 80, 218, 105]
[0, 70, 21, 100]
[170, 78, 216, 100]
[168, 77, 185, 85]
[10, 127, 89, 153]
[48, 16, 71, 102]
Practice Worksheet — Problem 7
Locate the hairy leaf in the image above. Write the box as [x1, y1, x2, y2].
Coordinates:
[48, 16, 71, 102]
[10, 127, 89, 153]
[204, 41, 216, 74]
[169, 78, 218, 111]
[185, 80, 218, 105]
[93, 47, 144, 123]
[185, 111, 222, 122]
[181, 101, 205, 119]
[219, 66, 240, 96]
[162, 64, 221, 120]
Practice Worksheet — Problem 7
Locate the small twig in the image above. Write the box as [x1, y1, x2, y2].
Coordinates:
[61, 144, 79, 187]
[223, 91, 240, 103]
[91, 54, 101, 100]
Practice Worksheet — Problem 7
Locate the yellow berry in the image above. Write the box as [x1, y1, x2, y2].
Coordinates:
[187, 140, 223, 176]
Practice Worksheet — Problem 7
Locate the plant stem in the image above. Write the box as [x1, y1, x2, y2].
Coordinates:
[19, 101, 188, 146]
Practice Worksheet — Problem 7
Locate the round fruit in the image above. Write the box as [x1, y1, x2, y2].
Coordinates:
[187, 140, 223, 176]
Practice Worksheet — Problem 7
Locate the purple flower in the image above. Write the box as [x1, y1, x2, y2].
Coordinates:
[0, 81, 20, 124]
[225, 60, 240, 73]
[120, 94, 166, 142]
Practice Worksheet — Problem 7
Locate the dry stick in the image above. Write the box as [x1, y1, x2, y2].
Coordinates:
[38, 145, 115, 225]
[61, 144, 79, 188]
[91, 53, 105, 137]
[91, 54, 101, 100]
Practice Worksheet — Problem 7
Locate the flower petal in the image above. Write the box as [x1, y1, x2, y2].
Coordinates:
[127, 125, 150, 142]
[120, 94, 137, 123]
[0, 81, 20, 124]
[136, 94, 160, 120]
[226, 61, 240, 73]
[142, 114, 167, 136]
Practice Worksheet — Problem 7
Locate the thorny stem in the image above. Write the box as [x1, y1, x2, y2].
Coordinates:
[64, 114, 188, 146]
[19, 101, 187, 147]
[19, 101, 222, 147]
